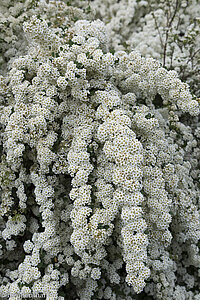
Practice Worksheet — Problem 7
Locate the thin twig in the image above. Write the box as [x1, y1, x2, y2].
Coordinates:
[186, 48, 200, 65]
[152, 11, 164, 49]
[163, 0, 179, 67]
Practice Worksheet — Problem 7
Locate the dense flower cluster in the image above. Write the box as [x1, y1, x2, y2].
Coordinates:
[87, 0, 200, 96]
[0, 0, 199, 299]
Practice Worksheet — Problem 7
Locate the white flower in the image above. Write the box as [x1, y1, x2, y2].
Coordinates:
[23, 240, 34, 253]
[91, 267, 101, 280]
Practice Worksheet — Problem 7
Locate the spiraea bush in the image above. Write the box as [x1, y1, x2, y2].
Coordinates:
[0, 1, 199, 299]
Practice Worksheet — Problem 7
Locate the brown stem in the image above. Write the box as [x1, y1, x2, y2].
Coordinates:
[152, 11, 164, 49]
[186, 48, 200, 65]
[163, 0, 180, 67]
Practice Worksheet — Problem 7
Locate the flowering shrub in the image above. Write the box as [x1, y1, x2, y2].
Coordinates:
[87, 0, 200, 96]
[0, 1, 199, 300]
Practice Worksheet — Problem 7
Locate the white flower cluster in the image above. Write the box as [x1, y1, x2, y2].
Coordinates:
[96, 102, 150, 293]
[114, 50, 199, 116]
[0, 1, 199, 299]
[88, 0, 200, 96]
[68, 120, 94, 254]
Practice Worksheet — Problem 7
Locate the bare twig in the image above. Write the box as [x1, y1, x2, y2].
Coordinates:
[152, 11, 164, 49]
[163, 0, 179, 67]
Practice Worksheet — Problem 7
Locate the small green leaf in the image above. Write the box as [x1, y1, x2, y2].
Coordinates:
[98, 223, 109, 230]
[68, 40, 74, 47]
[145, 113, 153, 119]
